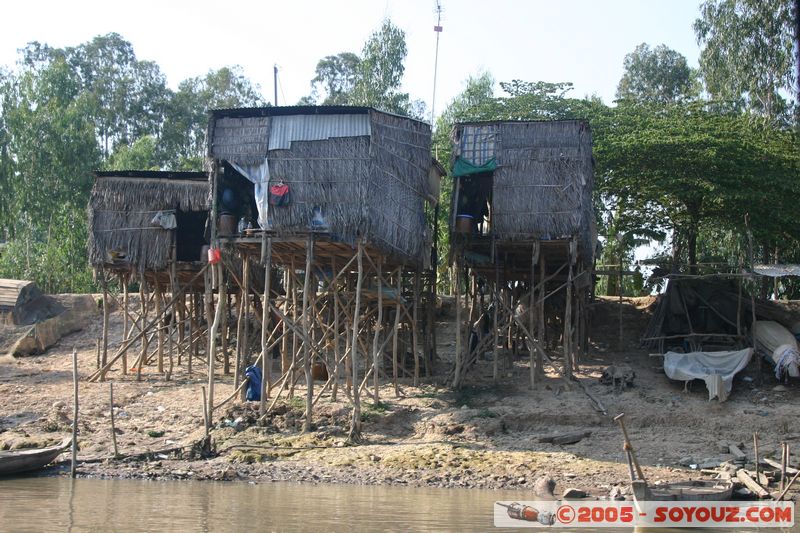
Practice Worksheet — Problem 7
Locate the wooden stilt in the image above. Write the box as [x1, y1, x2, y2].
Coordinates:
[289, 258, 298, 398]
[260, 237, 272, 415]
[121, 274, 129, 376]
[137, 275, 148, 381]
[538, 253, 546, 377]
[206, 263, 223, 429]
[281, 269, 290, 376]
[453, 257, 463, 389]
[412, 270, 420, 387]
[392, 269, 402, 396]
[154, 278, 164, 375]
[100, 271, 110, 379]
[331, 257, 341, 402]
[348, 240, 364, 442]
[241, 254, 251, 396]
[70, 348, 78, 478]
[372, 257, 383, 402]
[187, 292, 194, 375]
[109, 382, 118, 458]
[530, 241, 540, 389]
[492, 263, 500, 382]
[302, 236, 314, 432]
[564, 247, 575, 379]
[220, 265, 230, 374]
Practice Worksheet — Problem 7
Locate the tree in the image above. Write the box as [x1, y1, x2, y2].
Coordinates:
[305, 19, 423, 117]
[596, 102, 800, 273]
[160, 66, 265, 169]
[105, 135, 160, 171]
[309, 52, 361, 105]
[694, 0, 797, 120]
[615, 43, 699, 103]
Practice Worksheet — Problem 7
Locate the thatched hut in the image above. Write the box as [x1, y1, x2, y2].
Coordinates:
[450, 119, 595, 272]
[448, 119, 596, 386]
[206, 106, 434, 268]
[88, 171, 210, 278]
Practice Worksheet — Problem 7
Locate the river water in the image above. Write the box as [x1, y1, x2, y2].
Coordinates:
[0, 476, 542, 532]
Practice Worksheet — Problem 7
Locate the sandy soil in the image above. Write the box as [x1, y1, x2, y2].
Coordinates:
[1, 294, 799, 499]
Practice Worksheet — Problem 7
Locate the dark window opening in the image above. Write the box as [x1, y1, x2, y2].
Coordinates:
[176, 210, 208, 262]
[454, 172, 493, 235]
[218, 163, 259, 235]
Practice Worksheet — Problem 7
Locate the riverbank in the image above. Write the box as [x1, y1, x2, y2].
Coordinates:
[2, 296, 799, 499]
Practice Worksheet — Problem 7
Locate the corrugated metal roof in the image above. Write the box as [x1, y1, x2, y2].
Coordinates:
[754, 264, 800, 277]
[0, 279, 34, 309]
[268, 114, 371, 150]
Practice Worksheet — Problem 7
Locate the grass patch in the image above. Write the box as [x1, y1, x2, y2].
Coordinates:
[287, 396, 305, 411]
[360, 400, 390, 422]
[473, 409, 498, 419]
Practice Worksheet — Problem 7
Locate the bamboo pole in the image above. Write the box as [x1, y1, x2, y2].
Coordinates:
[412, 270, 421, 387]
[281, 269, 290, 376]
[331, 257, 341, 402]
[492, 263, 500, 382]
[220, 265, 230, 375]
[289, 258, 298, 398]
[392, 269, 402, 397]
[530, 241, 539, 389]
[260, 237, 272, 415]
[109, 382, 118, 458]
[302, 236, 315, 432]
[372, 258, 383, 402]
[206, 263, 223, 430]
[70, 348, 78, 478]
[187, 292, 194, 375]
[201, 386, 209, 436]
[137, 275, 148, 381]
[155, 278, 164, 374]
[348, 240, 364, 442]
[538, 253, 546, 377]
[100, 271, 110, 379]
[453, 256, 463, 389]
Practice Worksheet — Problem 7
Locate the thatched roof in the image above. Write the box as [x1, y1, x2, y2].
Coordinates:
[208, 106, 433, 267]
[88, 171, 209, 272]
[452, 120, 595, 256]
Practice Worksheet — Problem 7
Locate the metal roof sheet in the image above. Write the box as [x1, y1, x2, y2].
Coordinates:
[268, 114, 371, 150]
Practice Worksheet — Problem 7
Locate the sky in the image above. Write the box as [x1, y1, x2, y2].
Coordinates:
[1, 0, 704, 121]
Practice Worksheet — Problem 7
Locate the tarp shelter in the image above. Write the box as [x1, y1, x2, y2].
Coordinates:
[664, 348, 753, 401]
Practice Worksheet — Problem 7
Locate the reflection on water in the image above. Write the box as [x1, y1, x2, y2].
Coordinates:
[0, 476, 767, 532]
[0, 477, 520, 532]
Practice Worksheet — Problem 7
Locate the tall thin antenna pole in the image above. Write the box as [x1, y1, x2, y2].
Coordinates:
[431, 1, 443, 125]
[273, 64, 279, 106]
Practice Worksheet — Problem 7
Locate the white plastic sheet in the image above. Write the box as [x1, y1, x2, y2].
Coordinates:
[230, 160, 270, 229]
[753, 321, 800, 378]
[663, 348, 753, 401]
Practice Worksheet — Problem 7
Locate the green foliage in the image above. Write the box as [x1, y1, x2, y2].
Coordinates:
[304, 19, 423, 117]
[0, 34, 266, 293]
[615, 43, 699, 103]
[105, 135, 160, 171]
[694, 0, 797, 120]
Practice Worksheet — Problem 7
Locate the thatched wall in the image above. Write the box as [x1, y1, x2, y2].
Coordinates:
[364, 110, 432, 266]
[88, 175, 209, 272]
[208, 107, 432, 266]
[267, 136, 370, 247]
[454, 120, 595, 258]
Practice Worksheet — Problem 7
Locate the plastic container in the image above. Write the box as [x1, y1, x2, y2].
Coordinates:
[455, 214, 474, 233]
[218, 214, 237, 236]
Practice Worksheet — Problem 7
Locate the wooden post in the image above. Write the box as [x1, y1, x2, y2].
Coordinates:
[538, 253, 546, 372]
[348, 240, 364, 442]
[564, 260, 574, 379]
[453, 256, 463, 389]
[331, 257, 341, 402]
[206, 263, 223, 429]
[392, 269, 402, 396]
[281, 269, 290, 376]
[220, 265, 230, 375]
[239, 254, 251, 401]
[302, 236, 314, 432]
[109, 382, 118, 458]
[70, 348, 78, 478]
[187, 292, 194, 375]
[492, 263, 500, 382]
[530, 241, 540, 389]
[201, 386, 209, 436]
[372, 257, 383, 402]
[137, 275, 148, 381]
[412, 270, 421, 387]
[121, 274, 128, 375]
[260, 237, 272, 416]
[154, 278, 164, 375]
[289, 258, 298, 398]
[100, 271, 110, 377]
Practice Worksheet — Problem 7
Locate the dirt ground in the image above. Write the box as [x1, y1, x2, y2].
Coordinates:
[1, 294, 799, 499]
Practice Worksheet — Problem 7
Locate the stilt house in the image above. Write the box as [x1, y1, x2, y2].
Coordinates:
[448, 119, 596, 386]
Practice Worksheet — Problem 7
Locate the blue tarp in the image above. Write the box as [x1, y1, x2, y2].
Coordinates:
[245, 365, 262, 401]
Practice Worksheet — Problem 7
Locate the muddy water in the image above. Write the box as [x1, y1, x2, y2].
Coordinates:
[0, 477, 541, 532]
